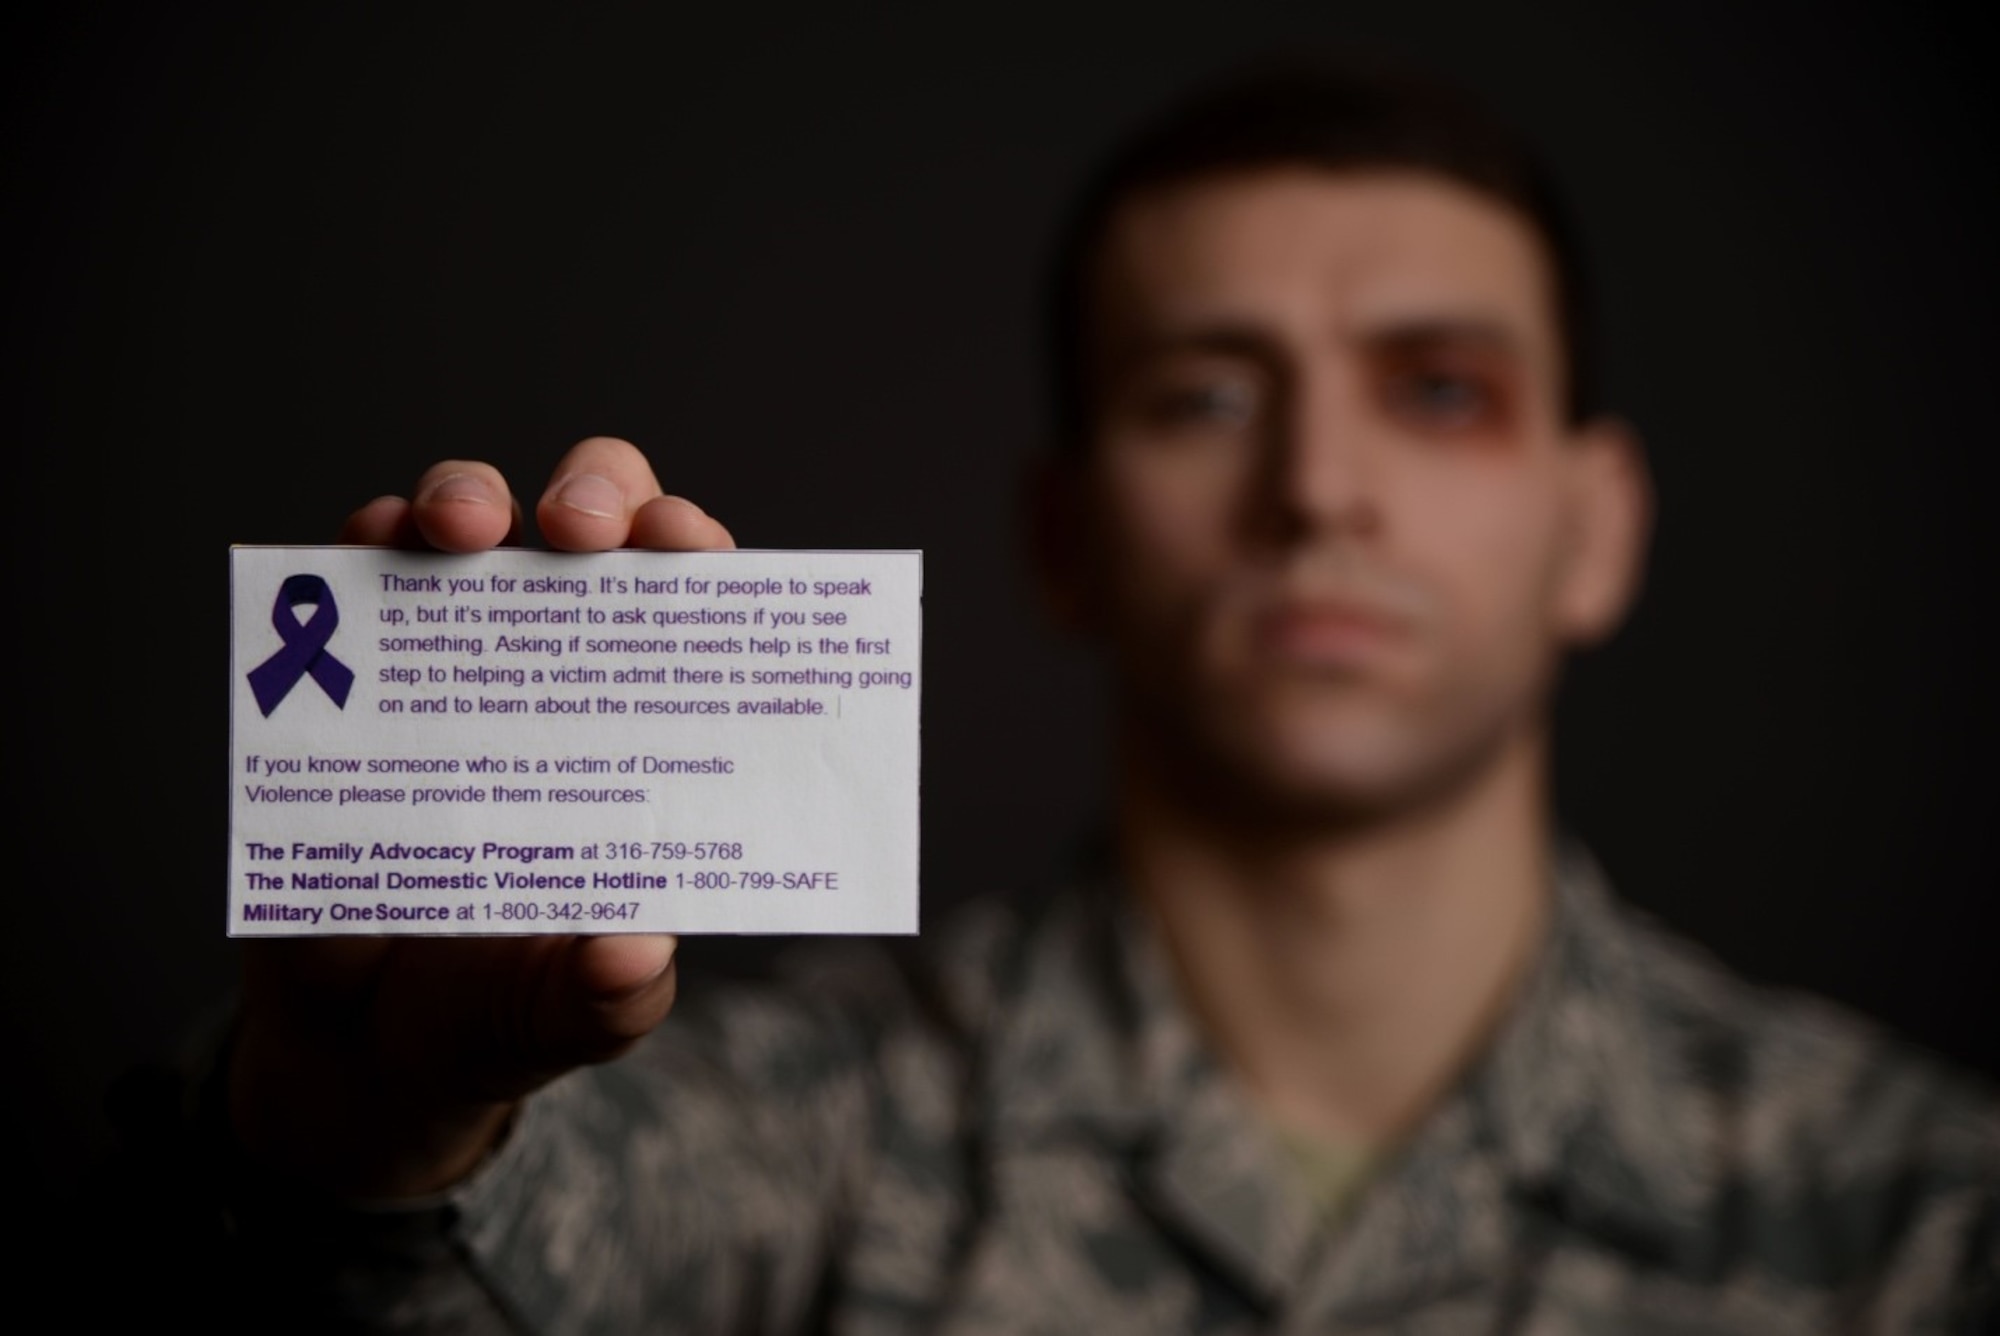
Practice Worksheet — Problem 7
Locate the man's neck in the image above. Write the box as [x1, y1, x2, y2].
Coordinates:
[1119, 730, 1554, 1146]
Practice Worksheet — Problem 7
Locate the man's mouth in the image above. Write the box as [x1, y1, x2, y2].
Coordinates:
[1254, 599, 1407, 667]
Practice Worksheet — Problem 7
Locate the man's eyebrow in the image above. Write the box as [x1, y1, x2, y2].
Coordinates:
[1355, 316, 1525, 354]
[1098, 321, 1281, 373]
[1101, 315, 1528, 372]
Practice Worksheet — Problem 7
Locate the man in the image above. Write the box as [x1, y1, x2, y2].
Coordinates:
[209, 65, 1997, 1331]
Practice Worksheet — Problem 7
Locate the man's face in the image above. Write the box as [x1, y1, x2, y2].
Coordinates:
[1062, 168, 1644, 822]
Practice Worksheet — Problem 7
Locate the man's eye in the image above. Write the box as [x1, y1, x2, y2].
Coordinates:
[1142, 380, 1259, 431]
[1387, 371, 1498, 428]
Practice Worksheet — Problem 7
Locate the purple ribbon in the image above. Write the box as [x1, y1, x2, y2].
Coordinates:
[247, 574, 354, 717]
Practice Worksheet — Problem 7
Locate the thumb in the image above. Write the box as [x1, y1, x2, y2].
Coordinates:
[532, 934, 680, 1071]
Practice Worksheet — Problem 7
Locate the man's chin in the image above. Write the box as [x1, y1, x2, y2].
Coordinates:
[1176, 712, 1449, 828]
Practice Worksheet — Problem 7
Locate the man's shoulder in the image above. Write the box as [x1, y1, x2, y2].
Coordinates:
[1604, 889, 2000, 1162]
[1485, 859, 2000, 1325]
[1575, 878, 2000, 1311]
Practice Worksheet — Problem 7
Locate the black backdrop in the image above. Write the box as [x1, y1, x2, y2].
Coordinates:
[5, 1, 1995, 1209]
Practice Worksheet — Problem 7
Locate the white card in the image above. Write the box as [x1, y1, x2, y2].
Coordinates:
[228, 547, 921, 936]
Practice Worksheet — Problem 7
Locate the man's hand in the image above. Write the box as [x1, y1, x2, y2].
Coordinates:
[229, 437, 734, 1199]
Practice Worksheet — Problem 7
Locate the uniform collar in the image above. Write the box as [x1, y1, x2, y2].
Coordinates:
[977, 842, 1721, 1316]
[1472, 843, 1726, 1256]
[977, 875, 1319, 1306]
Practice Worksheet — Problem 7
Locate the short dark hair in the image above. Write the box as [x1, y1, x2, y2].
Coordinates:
[1044, 59, 1601, 450]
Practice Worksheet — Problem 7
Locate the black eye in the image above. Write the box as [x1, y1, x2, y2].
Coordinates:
[1391, 371, 1494, 426]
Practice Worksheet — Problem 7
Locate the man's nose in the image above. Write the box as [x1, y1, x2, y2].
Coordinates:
[1250, 374, 1383, 546]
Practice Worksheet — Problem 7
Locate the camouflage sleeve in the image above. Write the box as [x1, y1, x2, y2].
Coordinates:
[443, 966, 888, 1333]
[182, 944, 934, 1335]
[133, 900, 1013, 1333]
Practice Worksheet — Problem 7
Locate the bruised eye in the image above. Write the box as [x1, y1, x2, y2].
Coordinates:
[1382, 366, 1508, 433]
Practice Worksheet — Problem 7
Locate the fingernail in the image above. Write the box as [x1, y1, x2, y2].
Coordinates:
[420, 473, 495, 507]
[550, 473, 624, 519]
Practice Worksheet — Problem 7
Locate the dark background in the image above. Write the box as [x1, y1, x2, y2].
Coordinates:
[4, 2, 1994, 1212]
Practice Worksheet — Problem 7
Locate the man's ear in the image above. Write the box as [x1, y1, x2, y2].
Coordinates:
[1024, 453, 1095, 635]
[1554, 416, 1653, 646]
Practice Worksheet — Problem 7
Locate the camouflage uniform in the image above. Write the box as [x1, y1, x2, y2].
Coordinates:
[256, 847, 1999, 1333]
